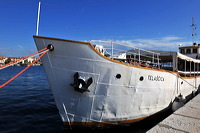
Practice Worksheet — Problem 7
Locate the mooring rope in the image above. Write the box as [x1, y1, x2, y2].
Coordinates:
[0, 48, 49, 88]
[0, 48, 48, 70]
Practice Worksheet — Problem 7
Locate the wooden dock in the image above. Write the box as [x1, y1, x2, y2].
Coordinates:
[147, 94, 200, 133]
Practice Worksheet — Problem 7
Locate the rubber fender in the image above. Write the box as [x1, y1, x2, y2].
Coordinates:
[171, 94, 185, 112]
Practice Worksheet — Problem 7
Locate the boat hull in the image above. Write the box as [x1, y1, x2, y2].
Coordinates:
[33, 36, 199, 129]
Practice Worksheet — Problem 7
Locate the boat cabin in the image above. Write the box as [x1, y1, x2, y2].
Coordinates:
[159, 51, 200, 77]
[179, 43, 200, 59]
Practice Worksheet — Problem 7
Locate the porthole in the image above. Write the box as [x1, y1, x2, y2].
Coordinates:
[116, 74, 121, 79]
[139, 76, 144, 81]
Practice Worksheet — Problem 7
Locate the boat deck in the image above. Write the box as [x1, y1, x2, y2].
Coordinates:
[147, 94, 200, 133]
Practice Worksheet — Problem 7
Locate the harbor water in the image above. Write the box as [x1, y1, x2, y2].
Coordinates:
[0, 66, 64, 133]
[0, 66, 172, 133]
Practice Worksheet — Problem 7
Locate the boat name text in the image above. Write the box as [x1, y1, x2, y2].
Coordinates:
[148, 75, 164, 81]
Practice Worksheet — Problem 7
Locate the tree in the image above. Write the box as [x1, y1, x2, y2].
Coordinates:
[5, 58, 11, 64]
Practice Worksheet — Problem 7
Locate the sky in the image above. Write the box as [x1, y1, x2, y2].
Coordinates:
[1, 0, 200, 57]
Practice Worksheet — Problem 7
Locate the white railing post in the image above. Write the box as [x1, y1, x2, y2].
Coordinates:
[190, 61, 191, 76]
[185, 60, 186, 76]
[152, 53, 155, 65]
[111, 41, 113, 59]
[157, 54, 160, 68]
[194, 62, 196, 76]
[138, 49, 141, 63]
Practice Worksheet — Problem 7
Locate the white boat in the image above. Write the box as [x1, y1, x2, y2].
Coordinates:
[33, 32, 200, 129]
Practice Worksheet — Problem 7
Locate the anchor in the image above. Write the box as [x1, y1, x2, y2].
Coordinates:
[71, 72, 93, 93]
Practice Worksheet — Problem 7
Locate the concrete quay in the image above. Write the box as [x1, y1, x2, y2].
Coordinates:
[147, 94, 200, 133]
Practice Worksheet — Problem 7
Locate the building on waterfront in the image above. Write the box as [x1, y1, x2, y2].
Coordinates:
[0, 56, 42, 66]
[0, 56, 7, 66]
[20, 57, 35, 65]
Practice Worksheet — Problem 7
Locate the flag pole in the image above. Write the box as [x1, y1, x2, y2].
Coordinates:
[36, 2, 41, 36]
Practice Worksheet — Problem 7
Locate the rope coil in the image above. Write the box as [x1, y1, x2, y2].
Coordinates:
[0, 48, 49, 88]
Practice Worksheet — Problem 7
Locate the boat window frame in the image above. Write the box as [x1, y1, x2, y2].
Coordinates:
[180, 49, 185, 54]
[186, 48, 191, 54]
[193, 48, 197, 53]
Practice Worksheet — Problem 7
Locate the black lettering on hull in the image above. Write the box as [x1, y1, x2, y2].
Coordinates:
[148, 75, 164, 81]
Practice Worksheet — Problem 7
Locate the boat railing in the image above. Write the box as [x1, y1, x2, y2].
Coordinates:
[90, 40, 161, 69]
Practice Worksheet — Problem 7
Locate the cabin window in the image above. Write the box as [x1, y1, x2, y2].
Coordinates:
[186, 49, 191, 54]
[180, 49, 185, 54]
[193, 48, 197, 53]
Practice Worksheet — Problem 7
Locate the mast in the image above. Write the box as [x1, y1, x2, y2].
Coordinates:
[191, 17, 197, 45]
[36, 2, 41, 36]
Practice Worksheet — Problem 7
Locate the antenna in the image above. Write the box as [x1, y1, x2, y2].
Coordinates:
[191, 17, 197, 45]
[36, 2, 41, 36]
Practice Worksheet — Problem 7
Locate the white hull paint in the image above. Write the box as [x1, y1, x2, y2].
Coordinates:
[34, 36, 199, 128]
